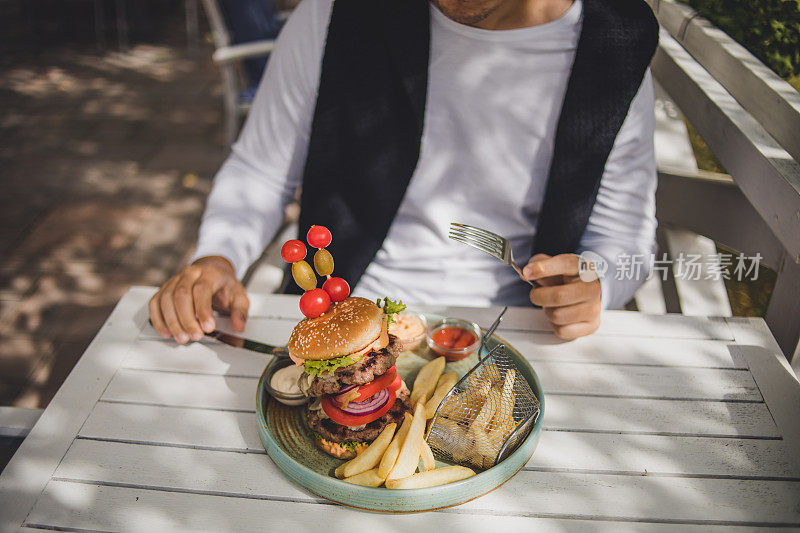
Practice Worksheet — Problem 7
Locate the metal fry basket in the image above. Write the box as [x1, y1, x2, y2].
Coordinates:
[426, 344, 540, 470]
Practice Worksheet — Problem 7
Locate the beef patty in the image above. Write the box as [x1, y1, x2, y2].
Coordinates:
[306, 334, 400, 397]
[307, 386, 411, 443]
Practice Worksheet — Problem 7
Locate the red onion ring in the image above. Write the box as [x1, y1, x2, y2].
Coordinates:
[332, 385, 357, 404]
[339, 388, 390, 415]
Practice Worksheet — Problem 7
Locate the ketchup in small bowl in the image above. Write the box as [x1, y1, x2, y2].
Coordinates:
[426, 318, 481, 361]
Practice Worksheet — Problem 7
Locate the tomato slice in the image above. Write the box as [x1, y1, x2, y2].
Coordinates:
[350, 366, 398, 403]
[322, 393, 396, 426]
[387, 373, 402, 394]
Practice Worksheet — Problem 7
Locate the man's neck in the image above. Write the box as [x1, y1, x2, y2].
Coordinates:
[470, 0, 575, 31]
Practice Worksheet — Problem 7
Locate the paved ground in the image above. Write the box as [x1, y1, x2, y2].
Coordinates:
[0, 17, 228, 409]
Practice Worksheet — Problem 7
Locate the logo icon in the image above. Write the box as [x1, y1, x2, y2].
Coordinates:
[578, 251, 607, 282]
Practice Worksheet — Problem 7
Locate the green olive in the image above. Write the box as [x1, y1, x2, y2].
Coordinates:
[314, 249, 334, 277]
[292, 260, 317, 291]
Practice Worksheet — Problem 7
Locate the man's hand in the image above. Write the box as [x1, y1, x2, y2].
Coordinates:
[523, 253, 601, 340]
[149, 256, 249, 344]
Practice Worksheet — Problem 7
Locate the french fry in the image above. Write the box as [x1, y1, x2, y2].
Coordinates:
[377, 412, 412, 479]
[386, 402, 426, 482]
[420, 439, 435, 471]
[472, 429, 495, 468]
[464, 386, 500, 468]
[385, 465, 475, 489]
[500, 369, 516, 405]
[409, 356, 446, 406]
[378, 444, 399, 480]
[424, 371, 459, 419]
[436, 394, 471, 422]
[336, 422, 396, 479]
[343, 468, 385, 487]
[438, 386, 488, 427]
[467, 362, 499, 390]
[488, 369, 516, 439]
[470, 387, 499, 434]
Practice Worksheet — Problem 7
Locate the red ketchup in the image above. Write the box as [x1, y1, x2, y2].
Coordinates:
[430, 326, 478, 360]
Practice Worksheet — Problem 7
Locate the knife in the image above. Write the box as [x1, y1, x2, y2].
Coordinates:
[148, 320, 290, 357]
[206, 329, 290, 358]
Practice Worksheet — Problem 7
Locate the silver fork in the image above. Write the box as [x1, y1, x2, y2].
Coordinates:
[449, 222, 536, 287]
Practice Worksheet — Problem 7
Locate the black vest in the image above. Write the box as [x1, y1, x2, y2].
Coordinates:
[290, 0, 658, 294]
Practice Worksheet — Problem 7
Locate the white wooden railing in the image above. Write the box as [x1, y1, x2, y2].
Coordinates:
[646, 0, 800, 367]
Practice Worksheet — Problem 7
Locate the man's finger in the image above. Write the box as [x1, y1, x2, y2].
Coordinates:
[544, 299, 601, 326]
[148, 293, 170, 338]
[160, 292, 188, 344]
[193, 280, 217, 333]
[523, 254, 579, 280]
[173, 280, 204, 341]
[553, 319, 601, 340]
[530, 279, 600, 307]
[230, 287, 250, 332]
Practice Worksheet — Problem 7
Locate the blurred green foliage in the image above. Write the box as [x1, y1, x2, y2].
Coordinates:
[686, 0, 800, 78]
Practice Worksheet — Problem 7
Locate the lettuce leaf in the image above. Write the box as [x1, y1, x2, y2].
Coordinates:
[304, 353, 363, 378]
[376, 297, 407, 326]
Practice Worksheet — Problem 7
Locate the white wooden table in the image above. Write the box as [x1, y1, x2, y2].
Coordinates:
[2, 287, 799, 532]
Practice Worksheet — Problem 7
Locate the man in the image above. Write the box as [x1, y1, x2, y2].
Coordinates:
[149, 0, 658, 343]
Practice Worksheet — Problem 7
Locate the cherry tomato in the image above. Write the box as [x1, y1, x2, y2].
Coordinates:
[291, 260, 316, 291]
[280, 239, 306, 263]
[322, 276, 350, 302]
[299, 288, 331, 318]
[307, 225, 332, 248]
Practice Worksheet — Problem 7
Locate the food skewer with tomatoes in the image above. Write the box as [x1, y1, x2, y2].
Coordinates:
[281, 226, 413, 459]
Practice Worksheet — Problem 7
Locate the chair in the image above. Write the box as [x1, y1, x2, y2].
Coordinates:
[200, 0, 287, 145]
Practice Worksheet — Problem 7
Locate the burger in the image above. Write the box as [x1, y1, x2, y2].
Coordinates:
[287, 296, 412, 459]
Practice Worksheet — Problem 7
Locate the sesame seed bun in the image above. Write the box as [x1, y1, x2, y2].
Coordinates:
[287, 297, 383, 361]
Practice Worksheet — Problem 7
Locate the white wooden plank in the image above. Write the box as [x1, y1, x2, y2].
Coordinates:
[101, 369, 257, 411]
[245, 292, 304, 319]
[140, 299, 734, 347]
[725, 317, 791, 373]
[653, 30, 800, 260]
[139, 314, 297, 345]
[50, 441, 800, 525]
[76, 402, 797, 478]
[592, 310, 733, 340]
[153, 293, 734, 340]
[130, 332, 744, 377]
[535, 361, 760, 401]
[27, 481, 756, 533]
[647, 0, 800, 164]
[544, 395, 779, 438]
[0, 407, 43, 439]
[534, 431, 800, 478]
[120, 339, 756, 401]
[121, 338, 270, 376]
[499, 330, 740, 368]
[0, 286, 152, 532]
[100, 369, 777, 436]
[735, 345, 800, 454]
[78, 402, 264, 452]
[54, 439, 312, 500]
[664, 227, 733, 317]
[417, 303, 733, 340]
[458, 470, 800, 524]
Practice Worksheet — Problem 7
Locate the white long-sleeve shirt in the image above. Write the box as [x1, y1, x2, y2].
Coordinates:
[194, 0, 657, 309]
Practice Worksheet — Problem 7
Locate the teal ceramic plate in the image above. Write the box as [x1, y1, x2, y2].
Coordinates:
[255, 317, 545, 513]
